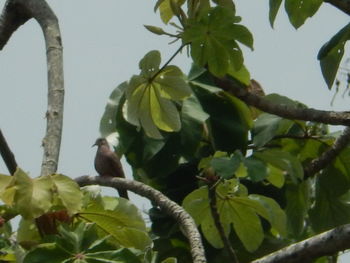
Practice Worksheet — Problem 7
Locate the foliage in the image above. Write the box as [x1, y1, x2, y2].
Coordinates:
[1, 0, 350, 263]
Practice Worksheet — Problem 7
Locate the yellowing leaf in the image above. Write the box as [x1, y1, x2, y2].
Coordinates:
[14, 169, 53, 219]
[51, 174, 82, 215]
[124, 50, 191, 139]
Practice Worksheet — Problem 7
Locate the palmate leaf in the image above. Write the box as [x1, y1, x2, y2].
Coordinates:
[182, 6, 253, 77]
[124, 50, 191, 139]
[23, 222, 142, 263]
[182, 180, 286, 252]
[79, 197, 151, 250]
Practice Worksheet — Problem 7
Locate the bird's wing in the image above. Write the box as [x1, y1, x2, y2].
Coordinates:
[106, 151, 125, 178]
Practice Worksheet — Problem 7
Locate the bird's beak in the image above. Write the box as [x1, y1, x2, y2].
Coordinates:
[92, 143, 97, 147]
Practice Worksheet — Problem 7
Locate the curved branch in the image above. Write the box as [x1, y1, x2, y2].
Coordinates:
[214, 77, 350, 126]
[325, 0, 350, 16]
[208, 186, 238, 263]
[75, 175, 207, 263]
[304, 127, 350, 177]
[0, 0, 65, 177]
[252, 223, 350, 263]
[0, 129, 17, 175]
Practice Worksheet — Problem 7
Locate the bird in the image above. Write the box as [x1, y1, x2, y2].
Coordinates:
[93, 138, 129, 199]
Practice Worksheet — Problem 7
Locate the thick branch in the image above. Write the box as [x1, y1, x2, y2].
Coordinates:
[0, 0, 31, 49]
[208, 186, 238, 263]
[214, 77, 350, 126]
[0, 129, 17, 175]
[325, 0, 350, 16]
[252, 223, 350, 263]
[0, 0, 65, 176]
[75, 175, 207, 263]
[304, 127, 350, 177]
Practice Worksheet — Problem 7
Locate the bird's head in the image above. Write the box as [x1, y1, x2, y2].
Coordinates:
[92, 138, 109, 147]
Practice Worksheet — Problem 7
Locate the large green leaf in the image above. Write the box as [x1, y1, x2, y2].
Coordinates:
[180, 94, 209, 158]
[23, 222, 142, 263]
[99, 82, 128, 138]
[318, 23, 350, 89]
[309, 149, 350, 232]
[50, 174, 83, 215]
[191, 80, 250, 153]
[254, 149, 304, 182]
[79, 197, 151, 250]
[182, 6, 253, 76]
[285, 181, 310, 236]
[124, 50, 191, 139]
[182, 180, 286, 252]
[14, 170, 53, 219]
[284, 0, 323, 29]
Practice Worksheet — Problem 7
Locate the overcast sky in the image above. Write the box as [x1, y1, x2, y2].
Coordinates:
[0, 0, 349, 260]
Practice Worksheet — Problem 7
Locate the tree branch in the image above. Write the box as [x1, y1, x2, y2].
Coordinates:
[0, 129, 17, 175]
[304, 127, 350, 177]
[252, 223, 350, 263]
[324, 0, 350, 16]
[208, 186, 239, 263]
[75, 175, 207, 263]
[214, 77, 350, 126]
[0, 0, 65, 177]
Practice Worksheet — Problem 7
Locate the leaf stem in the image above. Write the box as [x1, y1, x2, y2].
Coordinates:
[150, 43, 187, 82]
[208, 185, 239, 263]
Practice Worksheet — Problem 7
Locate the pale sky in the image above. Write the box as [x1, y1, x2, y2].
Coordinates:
[0, 0, 349, 261]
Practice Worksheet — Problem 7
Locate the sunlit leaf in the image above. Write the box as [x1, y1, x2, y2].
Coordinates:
[14, 170, 53, 219]
[124, 51, 191, 139]
[50, 174, 82, 215]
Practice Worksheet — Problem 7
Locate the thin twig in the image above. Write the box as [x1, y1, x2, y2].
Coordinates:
[0, 129, 17, 175]
[304, 127, 350, 177]
[208, 185, 239, 263]
[75, 175, 207, 263]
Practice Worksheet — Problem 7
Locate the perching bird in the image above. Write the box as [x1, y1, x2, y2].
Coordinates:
[93, 138, 129, 199]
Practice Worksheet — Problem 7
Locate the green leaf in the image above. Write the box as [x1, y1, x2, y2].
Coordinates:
[182, 187, 210, 225]
[124, 51, 191, 139]
[266, 164, 285, 188]
[223, 200, 263, 252]
[243, 157, 268, 182]
[99, 82, 127, 138]
[318, 23, 350, 89]
[211, 153, 242, 179]
[269, 0, 282, 28]
[284, 0, 323, 29]
[23, 243, 71, 263]
[14, 170, 53, 219]
[180, 94, 209, 158]
[192, 81, 249, 153]
[79, 198, 151, 250]
[247, 195, 287, 236]
[182, 6, 253, 76]
[50, 174, 83, 215]
[285, 181, 310, 236]
[144, 25, 168, 36]
[254, 149, 304, 182]
[228, 64, 251, 85]
[252, 113, 294, 147]
[155, 0, 186, 24]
